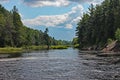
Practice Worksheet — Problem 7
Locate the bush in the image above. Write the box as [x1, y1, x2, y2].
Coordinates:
[115, 28, 120, 41]
[107, 38, 114, 44]
[74, 44, 79, 48]
[0, 47, 23, 54]
[50, 45, 68, 49]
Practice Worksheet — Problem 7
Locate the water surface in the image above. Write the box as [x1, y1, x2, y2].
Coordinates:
[0, 48, 120, 80]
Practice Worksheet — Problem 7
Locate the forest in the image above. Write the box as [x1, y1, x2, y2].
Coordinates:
[76, 0, 120, 50]
[0, 5, 70, 48]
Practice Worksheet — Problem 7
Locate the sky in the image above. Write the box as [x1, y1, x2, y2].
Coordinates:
[0, 0, 103, 41]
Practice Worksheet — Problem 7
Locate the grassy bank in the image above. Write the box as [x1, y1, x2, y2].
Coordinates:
[0, 45, 69, 54]
[23, 45, 69, 50]
[0, 47, 23, 54]
[73, 44, 79, 48]
[50, 45, 68, 49]
[0, 46, 47, 54]
[22, 45, 48, 51]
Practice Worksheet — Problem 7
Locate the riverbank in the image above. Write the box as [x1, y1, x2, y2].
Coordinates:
[23, 45, 69, 50]
[77, 40, 120, 57]
[50, 45, 68, 49]
[0, 47, 23, 54]
[0, 45, 69, 54]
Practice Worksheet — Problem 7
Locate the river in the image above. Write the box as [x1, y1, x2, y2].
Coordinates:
[0, 48, 120, 80]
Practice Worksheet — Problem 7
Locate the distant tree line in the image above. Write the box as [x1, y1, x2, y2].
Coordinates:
[76, 0, 120, 49]
[0, 5, 70, 47]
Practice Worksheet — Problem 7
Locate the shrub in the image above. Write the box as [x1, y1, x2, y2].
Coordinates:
[115, 28, 120, 41]
[107, 38, 114, 44]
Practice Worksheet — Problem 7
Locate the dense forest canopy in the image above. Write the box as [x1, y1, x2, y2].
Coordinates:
[0, 5, 71, 47]
[76, 0, 120, 49]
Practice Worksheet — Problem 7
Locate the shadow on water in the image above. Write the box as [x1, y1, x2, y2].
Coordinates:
[7, 53, 23, 58]
[0, 49, 51, 59]
[0, 53, 23, 59]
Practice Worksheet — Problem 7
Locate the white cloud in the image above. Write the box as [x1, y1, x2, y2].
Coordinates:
[65, 24, 73, 29]
[71, 17, 81, 24]
[22, 0, 103, 7]
[22, 5, 83, 29]
[86, 0, 104, 5]
[23, 0, 70, 7]
[72, 5, 83, 13]
[70, 0, 103, 4]
[0, 0, 9, 3]
[23, 14, 69, 27]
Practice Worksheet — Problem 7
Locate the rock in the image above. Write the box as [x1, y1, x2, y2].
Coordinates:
[97, 52, 120, 57]
[102, 40, 120, 52]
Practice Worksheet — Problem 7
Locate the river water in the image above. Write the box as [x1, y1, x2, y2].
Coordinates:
[0, 48, 120, 80]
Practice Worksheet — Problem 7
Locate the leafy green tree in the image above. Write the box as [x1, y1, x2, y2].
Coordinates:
[0, 4, 70, 48]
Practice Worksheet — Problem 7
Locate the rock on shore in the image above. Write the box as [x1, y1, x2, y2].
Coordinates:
[102, 40, 120, 52]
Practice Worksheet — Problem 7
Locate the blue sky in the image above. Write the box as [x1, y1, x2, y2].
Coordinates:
[0, 0, 103, 41]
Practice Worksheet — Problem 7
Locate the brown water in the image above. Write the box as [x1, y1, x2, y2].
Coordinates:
[0, 48, 120, 80]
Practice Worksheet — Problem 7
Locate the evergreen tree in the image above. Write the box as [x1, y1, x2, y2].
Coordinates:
[44, 28, 50, 49]
[76, 0, 120, 49]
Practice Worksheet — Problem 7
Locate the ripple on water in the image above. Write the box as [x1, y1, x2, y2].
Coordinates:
[0, 48, 120, 80]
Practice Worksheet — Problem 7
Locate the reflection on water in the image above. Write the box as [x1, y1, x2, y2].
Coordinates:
[0, 48, 120, 80]
[8, 53, 23, 58]
[0, 53, 22, 59]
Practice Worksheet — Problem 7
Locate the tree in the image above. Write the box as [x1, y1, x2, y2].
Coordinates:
[76, 0, 120, 49]
[44, 28, 50, 49]
[115, 28, 120, 41]
[12, 6, 24, 47]
[0, 4, 67, 48]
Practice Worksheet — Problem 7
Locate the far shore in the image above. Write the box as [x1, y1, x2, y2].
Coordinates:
[0, 45, 69, 54]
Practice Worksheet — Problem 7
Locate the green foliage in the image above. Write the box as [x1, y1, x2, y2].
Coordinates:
[107, 38, 114, 44]
[115, 28, 120, 41]
[76, 0, 120, 48]
[56, 40, 71, 45]
[0, 5, 70, 48]
[0, 47, 23, 54]
[74, 44, 79, 48]
[50, 45, 68, 49]
[22, 46, 48, 50]
[72, 38, 78, 45]
[72, 38, 79, 48]
[44, 28, 50, 49]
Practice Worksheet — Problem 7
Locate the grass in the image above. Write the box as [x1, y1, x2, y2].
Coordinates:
[0, 46, 47, 54]
[73, 44, 79, 48]
[22, 45, 48, 51]
[0, 45, 69, 54]
[0, 47, 23, 54]
[50, 45, 68, 49]
[23, 45, 69, 50]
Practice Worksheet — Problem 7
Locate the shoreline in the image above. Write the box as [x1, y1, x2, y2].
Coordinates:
[80, 50, 120, 57]
[0, 45, 69, 54]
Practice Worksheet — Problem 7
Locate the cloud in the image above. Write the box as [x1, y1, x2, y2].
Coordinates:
[23, 14, 69, 27]
[70, 0, 104, 6]
[71, 16, 81, 24]
[85, 0, 104, 5]
[22, 5, 83, 29]
[65, 24, 73, 29]
[0, 0, 9, 3]
[22, 0, 70, 7]
[22, 0, 103, 7]
[69, 0, 103, 4]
